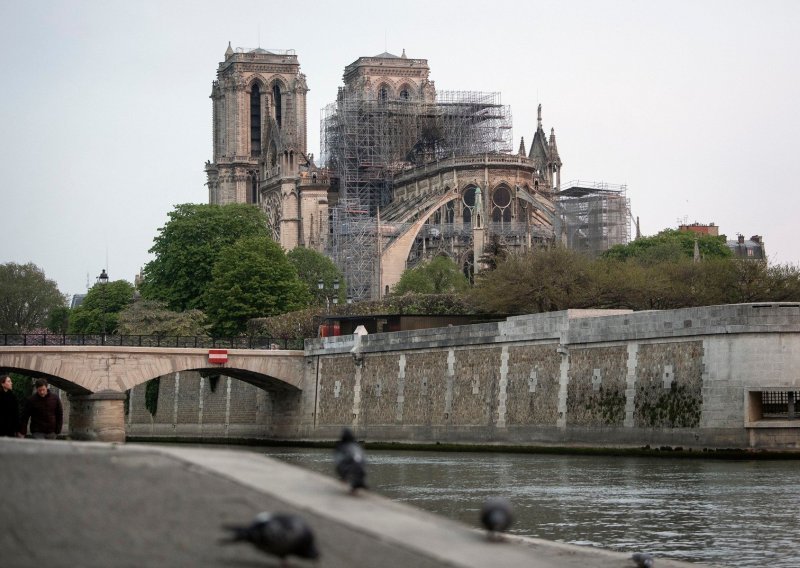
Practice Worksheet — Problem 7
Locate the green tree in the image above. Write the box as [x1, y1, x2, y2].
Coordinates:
[140, 203, 270, 311]
[116, 299, 209, 337]
[603, 229, 732, 263]
[286, 247, 345, 305]
[203, 236, 311, 336]
[0, 262, 66, 332]
[471, 247, 592, 314]
[68, 280, 135, 334]
[765, 263, 800, 301]
[46, 305, 71, 334]
[393, 255, 469, 295]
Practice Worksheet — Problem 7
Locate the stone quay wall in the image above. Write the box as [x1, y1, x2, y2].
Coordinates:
[303, 303, 800, 450]
[127, 303, 800, 450]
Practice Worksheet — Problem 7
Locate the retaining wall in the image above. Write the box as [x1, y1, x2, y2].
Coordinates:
[128, 303, 800, 450]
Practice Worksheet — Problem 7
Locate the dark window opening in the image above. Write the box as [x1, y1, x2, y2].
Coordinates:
[379, 86, 388, 103]
[249, 172, 258, 204]
[462, 186, 477, 224]
[400, 89, 409, 100]
[250, 85, 261, 157]
[273, 84, 282, 129]
[761, 391, 799, 419]
[445, 202, 455, 224]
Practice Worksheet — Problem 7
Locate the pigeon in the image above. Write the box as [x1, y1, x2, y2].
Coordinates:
[333, 427, 367, 493]
[631, 552, 655, 567]
[480, 497, 513, 541]
[222, 512, 319, 565]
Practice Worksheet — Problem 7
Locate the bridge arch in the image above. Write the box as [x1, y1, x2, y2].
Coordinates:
[0, 346, 306, 443]
[0, 347, 304, 394]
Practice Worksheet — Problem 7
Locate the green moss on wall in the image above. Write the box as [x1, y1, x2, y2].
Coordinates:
[637, 382, 701, 428]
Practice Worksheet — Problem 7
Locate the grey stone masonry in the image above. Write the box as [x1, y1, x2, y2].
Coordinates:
[306, 304, 800, 450]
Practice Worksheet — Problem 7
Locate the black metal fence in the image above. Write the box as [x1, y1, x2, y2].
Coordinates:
[0, 333, 304, 350]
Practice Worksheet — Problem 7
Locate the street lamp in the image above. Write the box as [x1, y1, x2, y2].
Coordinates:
[317, 277, 340, 310]
[97, 269, 109, 343]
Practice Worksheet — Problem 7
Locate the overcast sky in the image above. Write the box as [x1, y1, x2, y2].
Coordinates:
[2, 0, 798, 300]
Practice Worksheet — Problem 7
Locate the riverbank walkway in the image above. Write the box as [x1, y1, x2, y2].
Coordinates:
[0, 438, 701, 567]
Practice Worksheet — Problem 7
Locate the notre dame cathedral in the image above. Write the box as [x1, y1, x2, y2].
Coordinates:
[205, 44, 572, 301]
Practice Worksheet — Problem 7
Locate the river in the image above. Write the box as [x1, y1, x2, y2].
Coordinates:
[262, 447, 800, 567]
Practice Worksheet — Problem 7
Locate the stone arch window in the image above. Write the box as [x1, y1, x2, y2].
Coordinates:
[272, 83, 282, 129]
[378, 84, 389, 103]
[462, 185, 478, 224]
[250, 84, 262, 157]
[248, 170, 259, 204]
[444, 201, 455, 224]
[491, 185, 512, 223]
[399, 84, 411, 100]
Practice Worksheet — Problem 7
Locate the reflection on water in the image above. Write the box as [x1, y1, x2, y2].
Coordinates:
[264, 448, 800, 567]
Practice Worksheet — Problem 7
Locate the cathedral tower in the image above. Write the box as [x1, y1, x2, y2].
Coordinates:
[206, 43, 309, 205]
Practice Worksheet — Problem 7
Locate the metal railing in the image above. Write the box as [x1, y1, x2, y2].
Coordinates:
[0, 334, 304, 350]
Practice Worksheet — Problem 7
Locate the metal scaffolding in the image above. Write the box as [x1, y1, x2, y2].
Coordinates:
[555, 181, 631, 257]
[321, 89, 513, 300]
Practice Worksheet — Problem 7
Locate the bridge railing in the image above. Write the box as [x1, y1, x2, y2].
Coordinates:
[0, 333, 304, 350]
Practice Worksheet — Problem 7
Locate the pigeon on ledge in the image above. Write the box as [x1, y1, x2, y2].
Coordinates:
[480, 497, 513, 541]
[334, 427, 367, 493]
[631, 552, 655, 567]
[222, 511, 319, 565]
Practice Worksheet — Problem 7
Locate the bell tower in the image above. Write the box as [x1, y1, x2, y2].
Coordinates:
[206, 43, 309, 205]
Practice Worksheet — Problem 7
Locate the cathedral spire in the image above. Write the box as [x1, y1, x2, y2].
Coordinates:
[518, 136, 526, 156]
[401, 48, 407, 59]
[549, 128, 561, 164]
[225, 41, 234, 58]
[537, 103, 542, 130]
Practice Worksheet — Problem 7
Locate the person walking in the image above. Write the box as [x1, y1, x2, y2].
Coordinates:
[0, 374, 20, 437]
[20, 378, 63, 439]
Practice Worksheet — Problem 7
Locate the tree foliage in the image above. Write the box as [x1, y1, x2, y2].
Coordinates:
[471, 247, 592, 313]
[203, 236, 310, 336]
[287, 247, 345, 305]
[471, 244, 800, 315]
[0, 262, 66, 332]
[603, 229, 732, 263]
[393, 255, 470, 295]
[68, 280, 135, 334]
[140, 203, 270, 311]
[46, 306, 71, 334]
[116, 299, 209, 337]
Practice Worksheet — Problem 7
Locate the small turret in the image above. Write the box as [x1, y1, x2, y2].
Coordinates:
[518, 137, 526, 156]
[225, 41, 234, 58]
[549, 128, 561, 165]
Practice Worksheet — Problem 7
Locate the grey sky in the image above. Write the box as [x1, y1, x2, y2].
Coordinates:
[1, 0, 798, 299]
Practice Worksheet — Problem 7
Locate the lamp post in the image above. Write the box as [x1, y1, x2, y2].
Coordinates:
[97, 269, 109, 343]
[317, 277, 340, 310]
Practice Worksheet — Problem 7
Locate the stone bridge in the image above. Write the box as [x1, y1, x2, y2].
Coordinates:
[0, 346, 305, 443]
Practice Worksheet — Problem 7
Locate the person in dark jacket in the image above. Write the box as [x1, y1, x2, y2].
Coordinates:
[0, 374, 20, 437]
[20, 378, 63, 439]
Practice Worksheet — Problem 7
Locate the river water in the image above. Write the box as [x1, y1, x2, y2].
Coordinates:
[262, 447, 800, 567]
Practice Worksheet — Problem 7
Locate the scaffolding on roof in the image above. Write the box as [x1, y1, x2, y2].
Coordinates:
[555, 181, 631, 257]
[320, 89, 513, 300]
